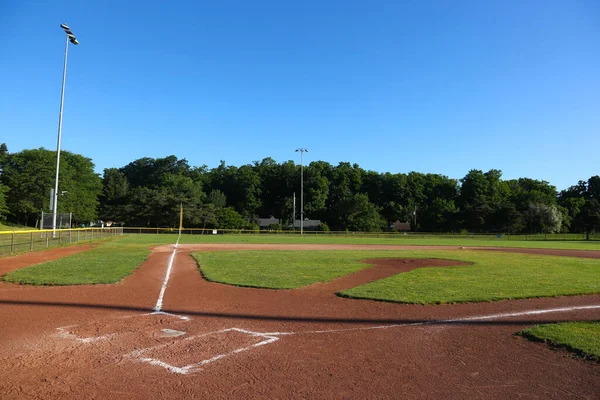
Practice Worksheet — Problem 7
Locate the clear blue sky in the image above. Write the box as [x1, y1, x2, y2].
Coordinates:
[1, 0, 598, 190]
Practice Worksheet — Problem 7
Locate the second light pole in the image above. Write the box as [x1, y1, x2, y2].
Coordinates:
[295, 148, 308, 234]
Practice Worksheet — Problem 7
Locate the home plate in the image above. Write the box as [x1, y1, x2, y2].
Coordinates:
[156, 328, 186, 338]
[128, 328, 280, 374]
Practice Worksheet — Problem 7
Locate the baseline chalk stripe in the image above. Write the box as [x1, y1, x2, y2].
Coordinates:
[55, 326, 116, 343]
[150, 310, 190, 321]
[128, 328, 279, 375]
[293, 304, 600, 335]
[154, 236, 181, 312]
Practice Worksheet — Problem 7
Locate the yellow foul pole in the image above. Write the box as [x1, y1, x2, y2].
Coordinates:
[179, 203, 183, 235]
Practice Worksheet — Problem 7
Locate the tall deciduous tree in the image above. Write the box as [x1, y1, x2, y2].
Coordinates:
[0, 184, 7, 221]
[0, 148, 101, 226]
[573, 199, 600, 240]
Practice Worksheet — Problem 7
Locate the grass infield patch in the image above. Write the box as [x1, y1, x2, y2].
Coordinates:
[519, 321, 600, 361]
[193, 250, 600, 304]
[1, 243, 150, 285]
[193, 251, 368, 289]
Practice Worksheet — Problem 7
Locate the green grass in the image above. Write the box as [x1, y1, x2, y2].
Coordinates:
[0, 222, 31, 231]
[115, 233, 600, 251]
[192, 250, 600, 304]
[193, 251, 369, 289]
[1, 241, 150, 285]
[519, 321, 600, 361]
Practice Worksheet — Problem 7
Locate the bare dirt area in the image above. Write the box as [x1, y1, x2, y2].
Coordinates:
[0, 243, 599, 399]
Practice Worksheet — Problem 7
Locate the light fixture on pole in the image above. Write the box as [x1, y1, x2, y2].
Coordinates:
[295, 148, 308, 235]
[52, 23, 79, 236]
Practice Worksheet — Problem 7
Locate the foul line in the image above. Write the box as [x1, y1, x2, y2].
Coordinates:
[154, 235, 181, 312]
[261, 304, 600, 336]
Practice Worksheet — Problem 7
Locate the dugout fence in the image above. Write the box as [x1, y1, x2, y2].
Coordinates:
[0, 227, 124, 257]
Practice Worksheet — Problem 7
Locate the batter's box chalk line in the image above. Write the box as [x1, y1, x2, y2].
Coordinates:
[54, 311, 191, 343]
[126, 328, 280, 375]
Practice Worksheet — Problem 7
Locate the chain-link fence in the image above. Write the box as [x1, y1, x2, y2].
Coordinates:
[121, 227, 599, 241]
[0, 227, 124, 257]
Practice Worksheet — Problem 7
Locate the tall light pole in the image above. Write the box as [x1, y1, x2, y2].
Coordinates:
[295, 148, 308, 234]
[52, 23, 79, 235]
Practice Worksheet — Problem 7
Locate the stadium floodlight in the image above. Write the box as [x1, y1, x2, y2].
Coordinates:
[52, 23, 79, 237]
[295, 148, 309, 234]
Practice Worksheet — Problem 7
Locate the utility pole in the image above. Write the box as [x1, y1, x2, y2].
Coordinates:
[293, 192, 296, 231]
[295, 148, 308, 234]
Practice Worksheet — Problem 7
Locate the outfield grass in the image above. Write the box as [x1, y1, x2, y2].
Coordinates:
[115, 233, 600, 251]
[1, 241, 150, 285]
[520, 321, 600, 361]
[192, 250, 600, 304]
[0, 222, 30, 232]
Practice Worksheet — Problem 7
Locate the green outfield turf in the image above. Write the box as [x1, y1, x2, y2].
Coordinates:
[1, 241, 150, 285]
[193, 250, 600, 304]
[519, 321, 600, 361]
[116, 233, 600, 251]
[0, 223, 30, 232]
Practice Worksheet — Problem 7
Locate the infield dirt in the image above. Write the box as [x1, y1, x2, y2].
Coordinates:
[0, 243, 599, 399]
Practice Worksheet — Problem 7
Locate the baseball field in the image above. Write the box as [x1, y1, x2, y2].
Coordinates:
[0, 233, 599, 399]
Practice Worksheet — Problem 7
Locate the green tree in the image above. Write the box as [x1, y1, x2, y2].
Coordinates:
[216, 207, 248, 229]
[573, 199, 600, 240]
[105, 156, 205, 227]
[207, 189, 227, 209]
[0, 184, 8, 221]
[524, 203, 563, 233]
[1, 148, 101, 226]
[335, 193, 386, 232]
[495, 203, 524, 234]
[234, 165, 262, 219]
[304, 161, 331, 221]
[99, 168, 129, 222]
[458, 169, 508, 232]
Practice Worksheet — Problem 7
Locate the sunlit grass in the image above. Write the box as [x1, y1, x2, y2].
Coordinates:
[1, 242, 150, 285]
[520, 321, 600, 361]
[115, 233, 600, 250]
[193, 250, 600, 304]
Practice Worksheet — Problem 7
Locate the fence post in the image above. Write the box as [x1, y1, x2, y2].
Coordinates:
[10, 232, 14, 254]
[46, 234, 49, 248]
[77, 230, 80, 242]
[58, 230, 61, 245]
[69, 229, 72, 243]
[30, 231, 34, 251]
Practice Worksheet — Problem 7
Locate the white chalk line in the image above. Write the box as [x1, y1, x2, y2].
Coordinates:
[55, 236, 600, 375]
[127, 327, 279, 375]
[263, 304, 600, 335]
[154, 235, 181, 312]
[150, 310, 190, 321]
[126, 304, 600, 375]
[54, 326, 117, 343]
[55, 304, 600, 374]
[53, 311, 191, 342]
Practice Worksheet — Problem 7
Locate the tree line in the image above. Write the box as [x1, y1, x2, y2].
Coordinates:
[0, 143, 599, 236]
